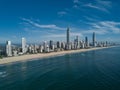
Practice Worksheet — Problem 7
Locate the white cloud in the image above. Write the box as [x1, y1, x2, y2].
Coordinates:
[45, 34, 66, 38]
[83, 0, 112, 12]
[21, 18, 120, 42]
[24, 28, 42, 33]
[82, 29, 108, 34]
[96, 0, 111, 7]
[73, 0, 80, 4]
[83, 16, 99, 22]
[71, 32, 83, 37]
[73, 4, 80, 9]
[22, 18, 66, 30]
[99, 21, 120, 33]
[84, 3, 108, 12]
[57, 11, 67, 16]
[83, 21, 120, 34]
[45, 32, 83, 38]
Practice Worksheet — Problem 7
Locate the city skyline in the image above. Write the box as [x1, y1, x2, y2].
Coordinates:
[0, 0, 120, 43]
[3, 31, 112, 57]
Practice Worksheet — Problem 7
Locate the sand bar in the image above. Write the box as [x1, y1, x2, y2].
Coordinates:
[0, 47, 110, 65]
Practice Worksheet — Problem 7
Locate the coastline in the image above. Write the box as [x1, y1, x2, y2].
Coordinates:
[0, 47, 112, 65]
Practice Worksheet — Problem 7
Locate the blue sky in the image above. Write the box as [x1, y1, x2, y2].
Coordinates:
[0, 0, 120, 43]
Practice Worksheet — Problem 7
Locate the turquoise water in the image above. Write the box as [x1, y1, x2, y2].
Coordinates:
[0, 47, 120, 90]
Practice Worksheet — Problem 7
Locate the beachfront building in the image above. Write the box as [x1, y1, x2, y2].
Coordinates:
[6, 41, 12, 56]
[43, 41, 50, 53]
[61, 42, 66, 50]
[38, 45, 44, 53]
[76, 36, 80, 49]
[13, 50, 18, 56]
[57, 41, 61, 49]
[66, 27, 71, 50]
[22, 37, 27, 54]
[74, 36, 80, 49]
[81, 40, 85, 49]
[67, 27, 70, 44]
[49, 40, 54, 51]
[85, 36, 89, 48]
[93, 32, 96, 47]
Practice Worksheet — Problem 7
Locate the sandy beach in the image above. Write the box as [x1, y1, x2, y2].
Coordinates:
[0, 47, 109, 65]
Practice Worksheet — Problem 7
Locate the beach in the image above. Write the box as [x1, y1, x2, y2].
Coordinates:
[0, 47, 109, 65]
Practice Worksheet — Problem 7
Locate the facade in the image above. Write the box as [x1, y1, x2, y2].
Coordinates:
[57, 41, 61, 48]
[61, 42, 65, 49]
[66, 27, 70, 44]
[66, 27, 70, 50]
[85, 36, 89, 48]
[43, 41, 49, 52]
[22, 37, 27, 54]
[6, 41, 12, 56]
[93, 32, 96, 47]
[49, 40, 54, 50]
[76, 36, 80, 49]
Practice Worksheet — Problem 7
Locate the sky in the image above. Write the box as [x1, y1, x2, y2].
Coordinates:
[0, 0, 120, 43]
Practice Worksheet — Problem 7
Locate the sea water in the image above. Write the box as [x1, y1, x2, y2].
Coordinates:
[0, 46, 120, 90]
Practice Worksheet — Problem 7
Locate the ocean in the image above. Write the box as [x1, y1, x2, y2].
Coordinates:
[0, 46, 120, 90]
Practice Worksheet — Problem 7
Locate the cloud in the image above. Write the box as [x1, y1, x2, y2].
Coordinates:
[71, 32, 83, 37]
[73, 5, 80, 9]
[72, 0, 83, 9]
[84, 3, 108, 12]
[73, 0, 80, 4]
[83, 21, 120, 34]
[83, 0, 112, 12]
[83, 16, 99, 22]
[57, 11, 67, 16]
[82, 29, 108, 34]
[45, 34, 66, 38]
[21, 18, 120, 42]
[45, 32, 83, 39]
[72, 0, 112, 13]
[22, 18, 66, 30]
[98, 21, 120, 33]
[96, 0, 111, 7]
[24, 28, 42, 33]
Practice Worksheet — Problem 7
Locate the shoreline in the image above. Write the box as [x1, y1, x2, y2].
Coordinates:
[0, 47, 113, 65]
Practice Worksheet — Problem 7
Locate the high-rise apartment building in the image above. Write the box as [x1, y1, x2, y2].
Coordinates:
[22, 37, 27, 54]
[85, 36, 89, 48]
[66, 27, 70, 50]
[6, 41, 12, 56]
[93, 32, 96, 47]
[67, 27, 70, 44]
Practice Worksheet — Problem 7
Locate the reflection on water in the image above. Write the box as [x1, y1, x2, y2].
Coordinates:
[0, 47, 120, 90]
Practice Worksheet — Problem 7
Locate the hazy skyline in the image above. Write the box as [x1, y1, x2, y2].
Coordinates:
[0, 0, 120, 43]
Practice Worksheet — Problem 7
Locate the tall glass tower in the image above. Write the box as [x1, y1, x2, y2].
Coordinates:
[66, 27, 70, 44]
[93, 32, 96, 47]
[85, 36, 89, 47]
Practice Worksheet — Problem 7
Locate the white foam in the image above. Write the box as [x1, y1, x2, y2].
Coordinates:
[0, 71, 7, 78]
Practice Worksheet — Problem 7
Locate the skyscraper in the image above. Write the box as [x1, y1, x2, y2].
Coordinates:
[93, 32, 96, 47]
[66, 27, 71, 50]
[74, 36, 79, 49]
[22, 37, 27, 54]
[85, 36, 89, 48]
[76, 36, 80, 49]
[43, 41, 49, 52]
[6, 41, 12, 56]
[49, 40, 54, 50]
[66, 27, 70, 44]
[57, 41, 61, 48]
